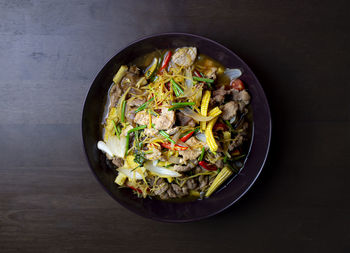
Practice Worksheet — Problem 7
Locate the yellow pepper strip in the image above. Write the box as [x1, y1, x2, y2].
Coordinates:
[205, 167, 233, 197]
[205, 116, 219, 152]
[200, 90, 211, 131]
[208, 106, 222, 118]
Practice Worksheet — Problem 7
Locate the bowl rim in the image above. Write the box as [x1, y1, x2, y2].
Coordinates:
[82, 32, 271, 222]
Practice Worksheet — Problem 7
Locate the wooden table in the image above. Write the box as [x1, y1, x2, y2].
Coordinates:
[1, 1, 349, 252]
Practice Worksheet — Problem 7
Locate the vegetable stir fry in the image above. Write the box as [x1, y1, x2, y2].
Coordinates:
[97, 47, 251, 200]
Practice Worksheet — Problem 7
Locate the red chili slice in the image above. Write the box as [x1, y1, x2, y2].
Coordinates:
[159, 51, 172, 72]
[179, 131, 195, 142]
[198, 161, 218, 171]
[161, 142, 188, 151]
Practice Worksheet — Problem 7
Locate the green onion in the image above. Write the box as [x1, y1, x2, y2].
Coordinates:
[223, 153, 228, 163]
[172, 102, 195, 106]
[231, 154, 246, 161]
[135, 97, 154, 113]
[199, 147, 205, 161]
[159, 130, 175, 143]
[171, 79, 184, 97]
[131, 164, 141, 171]
[117, 124, 122, 135]
[112, 120, 119, 137]
[224, 120, 234, 132]
[128, 125, 147, 134]
[168, 102, 195, 110]
[121, 100, 126, 123]
[180, 127, 200, 138]
[193, 76, 214, 83]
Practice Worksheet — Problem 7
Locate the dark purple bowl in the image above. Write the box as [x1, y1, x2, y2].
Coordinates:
[82, 33, 271, 222]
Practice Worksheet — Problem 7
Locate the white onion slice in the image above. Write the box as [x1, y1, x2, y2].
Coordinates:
[181, 107, 215, 122]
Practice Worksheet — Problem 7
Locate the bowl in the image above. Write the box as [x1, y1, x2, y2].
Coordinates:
[82, 33, 271, 222]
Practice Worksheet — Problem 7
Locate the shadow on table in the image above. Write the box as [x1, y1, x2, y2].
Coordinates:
[207, 57, 287, 221]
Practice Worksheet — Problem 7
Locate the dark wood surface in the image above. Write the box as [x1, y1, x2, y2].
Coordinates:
[1, 0, 349, 252]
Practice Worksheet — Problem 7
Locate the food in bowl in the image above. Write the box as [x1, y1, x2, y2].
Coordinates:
[97, 46, 251, 200]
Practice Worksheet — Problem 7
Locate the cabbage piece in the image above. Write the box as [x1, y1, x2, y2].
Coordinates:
[144, 160, 182, 177]
[117, 167, 143, 180]
[97, 141, 114, 157]
[106, 135, 127, 158]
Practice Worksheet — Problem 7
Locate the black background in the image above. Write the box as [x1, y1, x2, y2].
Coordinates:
[0, 0, 349, 252]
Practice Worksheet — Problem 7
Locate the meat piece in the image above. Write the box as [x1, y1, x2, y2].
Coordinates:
[221, 101, 239, 120]
[145, 144, 163, 161]
[128, 98, 145, 107]
[153, 178, 169, 195]
[171, 184, 189, 198]
[198, 175, 209, 190]
[159, 192, 170, 200]
[173, 160, 198, 172]
[172, 47, 197, 67]
[212, 86, 227, 104]
[166, 127, 179, 135]
[176, 111, 196, 127]
[120, 66, 141, 91]
[144, 128, 159, 137]
[186, 179, 197, 190]
[109, 84, 122, 107]
[194, 166, 206, 174]
[134, 107, 175, 130]
[215, 158, 224, 168]
[112, 157, 124, 168]
[125, 98, 146, 124]
[232, 90, 251, 105]
[167, 187, 177, 198]
[203, 67, 217, 80]
[179, 137, 205, 163]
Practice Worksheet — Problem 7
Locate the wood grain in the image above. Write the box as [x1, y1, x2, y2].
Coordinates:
[0, 0, 349, 252]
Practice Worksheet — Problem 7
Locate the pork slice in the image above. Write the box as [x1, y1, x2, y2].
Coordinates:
[198, 175, 209, 190]
[109, 84, 122, 107]
[212, 86, 228, 104]
[145, 144, 163, 161]
[173, 160, 199, 172]
[171, 47, 197, 67]
[186, 179, 197, 190]
[221, 101, 239, 120]
[154, 178, 169, 195]
[134, 107, 175, 130]
[178, 137, 204, 163]
[232, 90, 251, 105]
[144, 128, 159, 137]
